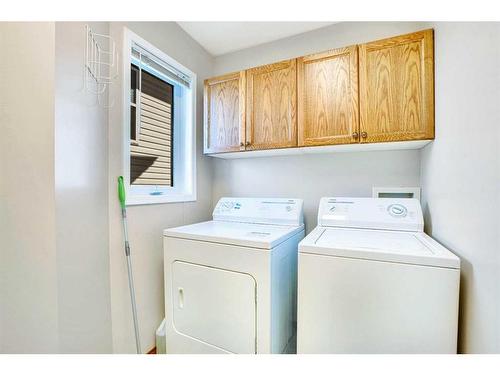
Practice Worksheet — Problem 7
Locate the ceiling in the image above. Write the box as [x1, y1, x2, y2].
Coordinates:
[177, 22, 335, 56]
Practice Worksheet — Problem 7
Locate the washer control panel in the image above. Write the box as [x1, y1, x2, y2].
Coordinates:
[318, 197, 423, 232]
[213, 197, 304, 226]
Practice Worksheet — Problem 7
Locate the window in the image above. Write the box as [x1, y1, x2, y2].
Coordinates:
[123, 29, 196, 205]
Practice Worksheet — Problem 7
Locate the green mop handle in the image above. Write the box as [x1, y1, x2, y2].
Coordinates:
[117, 176, 142, 354]
[118, 176, 126, 210]
[118, 176, 129, 255]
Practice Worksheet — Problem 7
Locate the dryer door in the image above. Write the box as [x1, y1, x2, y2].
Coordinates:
[172, 261, 257, 353]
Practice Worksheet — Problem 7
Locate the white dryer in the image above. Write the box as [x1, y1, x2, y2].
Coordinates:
[297, 197, 460, 354]
[163, 197, 304, 354]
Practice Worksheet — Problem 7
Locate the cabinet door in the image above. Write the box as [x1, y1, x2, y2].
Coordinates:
[204, 72, 246, 154]
[297, 46, 359, 146]
[246, 59, 297, 150]
[359, 29, 434, 143]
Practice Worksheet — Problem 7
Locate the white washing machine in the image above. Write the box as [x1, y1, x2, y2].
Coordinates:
[297, 197, 460, 354]
[163, 197, 304, 354]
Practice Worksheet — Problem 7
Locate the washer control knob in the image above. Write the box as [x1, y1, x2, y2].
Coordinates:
[388, 204, 408, 218]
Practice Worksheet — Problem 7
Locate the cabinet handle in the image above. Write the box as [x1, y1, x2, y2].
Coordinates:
[361, 131, 368, 139]
[239, 142, 244, 147]
[245, 141, 251, 147]
[352, 132, 359, 139]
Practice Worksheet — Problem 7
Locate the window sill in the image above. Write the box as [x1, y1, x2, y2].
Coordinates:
[126, 193, 196, 206]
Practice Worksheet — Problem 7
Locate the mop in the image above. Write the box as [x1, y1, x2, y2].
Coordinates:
[118, 176, 142, 354]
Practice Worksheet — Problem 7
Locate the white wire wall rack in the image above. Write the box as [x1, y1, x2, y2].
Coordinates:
[84, 25, 118, 107]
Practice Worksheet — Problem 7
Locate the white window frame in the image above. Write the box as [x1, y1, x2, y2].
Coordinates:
[122, 28, 197, 205]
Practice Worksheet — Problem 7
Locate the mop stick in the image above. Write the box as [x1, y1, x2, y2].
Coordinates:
[118, 176, 142, 354]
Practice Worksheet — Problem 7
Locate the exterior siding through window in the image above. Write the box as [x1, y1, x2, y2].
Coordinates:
[130, 67, 174, 186]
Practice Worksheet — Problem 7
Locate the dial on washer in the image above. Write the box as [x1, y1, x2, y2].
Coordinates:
[388, 204, 408, 218]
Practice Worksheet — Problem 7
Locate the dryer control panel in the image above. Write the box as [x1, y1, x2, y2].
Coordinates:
[317, 197, 423, 232]
[213, 197, 304, 226]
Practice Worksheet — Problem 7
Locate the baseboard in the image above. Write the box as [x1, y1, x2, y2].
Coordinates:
[147, 347, 156, 354]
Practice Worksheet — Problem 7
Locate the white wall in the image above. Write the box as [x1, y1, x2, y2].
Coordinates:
[108, 22, 215, 353]
[0, 22, 59, 353]
[212, 22, 428, 233]
[420, 22, 500, 353]
[0, 21, 115, 354]
[54, 22, 113, 353]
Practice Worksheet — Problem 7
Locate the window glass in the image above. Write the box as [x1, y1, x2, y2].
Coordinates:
[130, 66, 174, 187]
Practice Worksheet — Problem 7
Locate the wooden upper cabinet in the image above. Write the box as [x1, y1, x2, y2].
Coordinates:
[204, 72, 246, 154]
[359, 29, 434, 143]
[297, 46, 359, 146]
[246, 59, 297, 150]
[202, 29, 436, 156]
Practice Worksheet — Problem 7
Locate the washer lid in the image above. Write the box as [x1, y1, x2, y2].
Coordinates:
[299, 227, 460, 269]
[164, 220, 304, 249]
